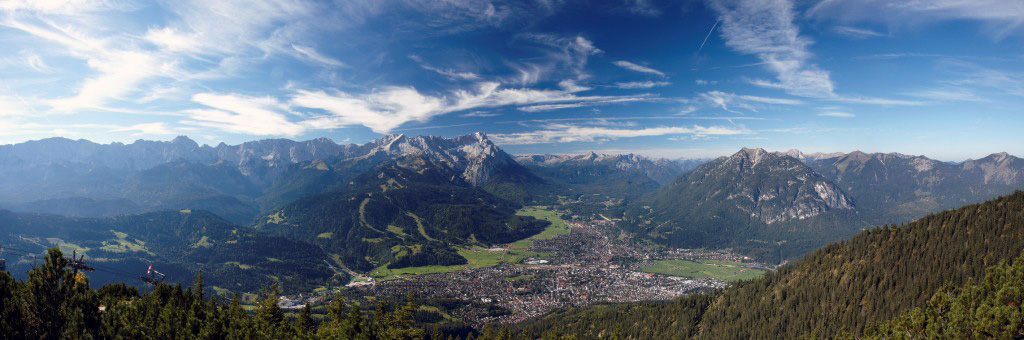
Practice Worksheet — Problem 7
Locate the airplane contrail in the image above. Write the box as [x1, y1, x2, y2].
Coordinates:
[698, 19, 721, 53]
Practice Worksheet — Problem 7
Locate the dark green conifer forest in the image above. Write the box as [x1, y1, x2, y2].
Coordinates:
[0, 248, 571, 339]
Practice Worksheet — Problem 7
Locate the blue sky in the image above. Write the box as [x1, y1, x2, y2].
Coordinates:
[0, 0, 1022, 160]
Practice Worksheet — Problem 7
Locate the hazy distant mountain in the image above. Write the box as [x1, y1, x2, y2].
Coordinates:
[0, 133, 542, 222]
[515, 152, 693, 218]
[803, 150, 1024, 221]
[777, 149, 847, 162]
[516, 152, 692, 185]
[623, 148, 856, 259]
[674, 158, 712, 174]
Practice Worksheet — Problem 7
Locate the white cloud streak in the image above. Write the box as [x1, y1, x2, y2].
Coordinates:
[906, 88, 987, 102]
[709, 0, 835, 98]
[612, 60, 666, 77]
[818, 111, 854, 118]
[739, 94, 804, 105]
[291, 44, 346, 67]
[0, 16, 164, 112]
[183, 93, 306, 136]
[182, 81, 656, 135]
[809, 0, 1024, 39]
[698, 91, 803, 113]
[0, 0, 341, 116]
[832, 26, 887, 39]
[291, 87, 445, 134]
[411, 55, 480, 80]
[615, 81, 671, 89]
[832, 96, 927, 106]
[514, 34, 603, 82]
[111, 122, 176, 136]
[490, 123, 750, 144]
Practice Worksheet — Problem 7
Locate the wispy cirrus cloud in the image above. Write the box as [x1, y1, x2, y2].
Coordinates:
[447, 81, 650, 113]
[938, 59, 1024, 96]
[0, 16, 164, 112]
[513, 34, 603, 82]
[461, 111, 500, 118]
[622, 0, 662, 17]
[832, 26, 888, 39]
[709, 0, 835, 98]
[518, 96, 654, 112]
[410, 55, 479, 81]
[612, 60, 666, 77]
[184, 93, 306, 136]
[0, 95, 35, 117]
[185, 81, 657, 134]
[708, 0, 934, 108]
[809, 0, 1024, 39]
[292, 87, 445, 134]
[905, 88, 987, 102]
[111, 122, 177, 137]
[291, 44, 346, 68]
[698, 91, 803, 113]
[615, 81, 671, 89]
[831, 96, 927, 106]
[0, 0, 342, 115]
[818, 111, 854, 118]
[739, 94, 804, 105]
[517, 103, 587, 112]
[490, 123, 750, 144]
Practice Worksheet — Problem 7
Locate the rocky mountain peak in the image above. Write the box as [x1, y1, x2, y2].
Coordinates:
[170, 136, 198, 148]
[963, 152, 1022, 185]
[734, 147, 772, 165]
[683, 148, 854, 224]
[991, 152, 1012, 163]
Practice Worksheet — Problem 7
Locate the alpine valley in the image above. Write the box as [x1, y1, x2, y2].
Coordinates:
[2, 133, 1024, 337]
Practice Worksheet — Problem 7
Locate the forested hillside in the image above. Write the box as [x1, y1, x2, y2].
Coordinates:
[0, 249, 555, 339]
[256, 155, 549, 272]
[517, 191, 1024, 338]
[0, 210, 336, 294]
[866, 252, 1024, 338]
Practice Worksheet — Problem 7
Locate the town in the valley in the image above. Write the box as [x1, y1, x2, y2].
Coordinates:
[280, 209, 773, 326]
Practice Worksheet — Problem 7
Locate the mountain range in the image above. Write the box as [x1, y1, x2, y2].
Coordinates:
[2, 133, 1024, 292]
[620, 147, 1024, 261]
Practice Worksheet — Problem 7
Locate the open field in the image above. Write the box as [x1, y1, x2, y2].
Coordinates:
[368, 247, 553, 280]
[368, 206, 566, 280]
[640, 259, 767, 282]
[508, 206, 570, 250]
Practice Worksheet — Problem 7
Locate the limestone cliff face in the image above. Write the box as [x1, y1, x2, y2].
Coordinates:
[714, 148, 854, 224]
[354, 132, 528, 187]
[622, 148, 857, 252]
[646, 148, 854, 226]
